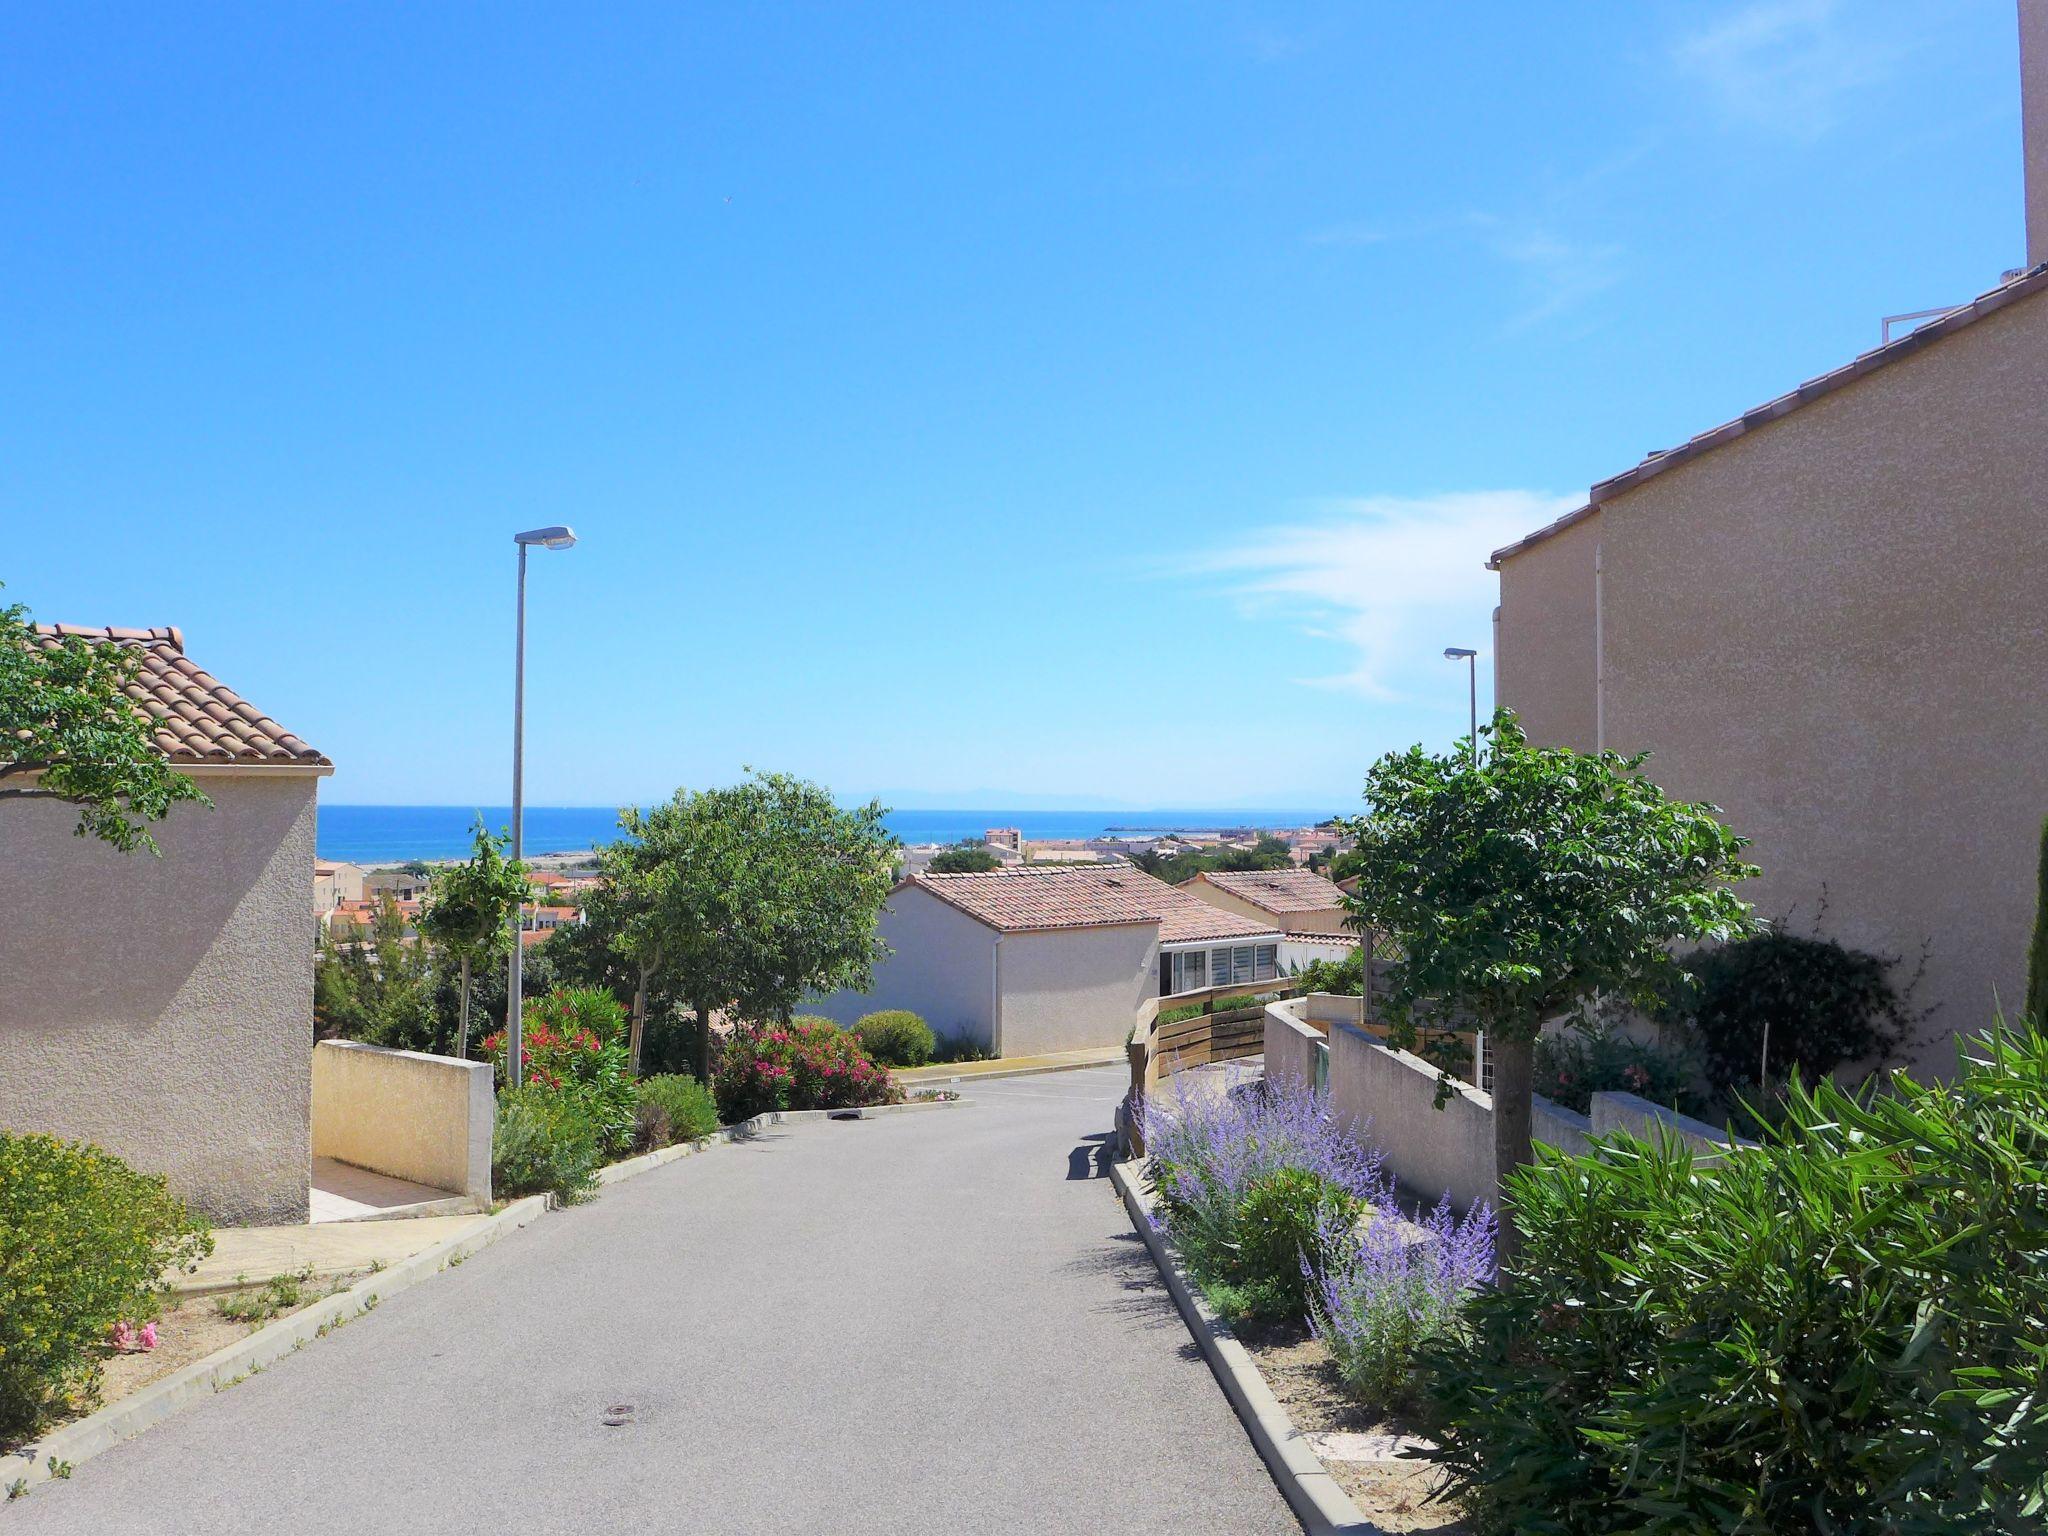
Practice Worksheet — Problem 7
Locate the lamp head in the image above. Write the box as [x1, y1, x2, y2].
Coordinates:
[515, 526, 578, 550]
[1443, 646, 1477, 660]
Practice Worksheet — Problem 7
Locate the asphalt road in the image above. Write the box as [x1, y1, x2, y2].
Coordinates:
[13, 1065, 1295, 1535]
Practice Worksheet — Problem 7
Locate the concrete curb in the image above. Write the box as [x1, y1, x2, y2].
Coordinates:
[596, 1097, 969, 1188]
[3, 1194, 548, 1504]
[897, 1056, 1122, 1088]
[1108, 1157, 1385, 1536]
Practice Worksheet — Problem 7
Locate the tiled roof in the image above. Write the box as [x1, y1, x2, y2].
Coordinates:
[909, 866, 1276, 942]
[30, 624, 329, 768]
[1192, 868, 1347, 915]
[1489, 262, 2048, 568]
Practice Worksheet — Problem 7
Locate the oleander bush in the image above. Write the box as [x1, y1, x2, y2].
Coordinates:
[1423, 1019, 2048, 1535]
[482, 988, 636, 1156]
[491, 1087, 602, 1204]
[851, 1010, 936, 1068]
[715, 1017, 903, 1123]
[0, 1132, 213, 1436]
[634, 1074, 720, 1150]
[1532, 1021, 1704, 1116]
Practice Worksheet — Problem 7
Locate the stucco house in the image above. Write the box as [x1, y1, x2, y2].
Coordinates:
[1489, 9, 2048, 1075]
[1182, 868, 1350, 936]
[0, 624, 331, 1223]
[810, 866, 1281, 1056]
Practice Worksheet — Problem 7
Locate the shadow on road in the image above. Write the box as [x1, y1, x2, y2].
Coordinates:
[1066, 1132, 1117, 1181]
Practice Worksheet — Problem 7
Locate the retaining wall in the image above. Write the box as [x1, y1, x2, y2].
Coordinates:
[311, 1040, 494, 1203]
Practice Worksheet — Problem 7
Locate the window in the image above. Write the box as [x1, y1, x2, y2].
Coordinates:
[1212, 947, 1233, 986]
[1254, 944, 1277, 982]
[1231, 945, 1253, 986]
[1166, 948, 1206, 995]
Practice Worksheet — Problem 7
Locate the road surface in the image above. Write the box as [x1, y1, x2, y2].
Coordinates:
[13, 1065, 1294, 1535]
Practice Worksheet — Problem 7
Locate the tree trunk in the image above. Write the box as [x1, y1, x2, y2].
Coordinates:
[629, 964, 648, 1077]
[456, 956, 472, 1060]
[1491, 1033, 1536, 1269]
[694, 1003, 713, 1085]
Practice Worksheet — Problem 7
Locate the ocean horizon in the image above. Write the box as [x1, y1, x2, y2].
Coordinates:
[316, 804, 1335, 865]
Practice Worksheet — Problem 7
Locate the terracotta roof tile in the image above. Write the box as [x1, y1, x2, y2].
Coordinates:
[909, 866, 1276, 942]
[30, 624, 330, 768]
[1191, 868, 1348, 916]
[1489, 262, 2048, 568]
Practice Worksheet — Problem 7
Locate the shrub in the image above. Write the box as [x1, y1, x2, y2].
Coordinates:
[927, 842, 1001, 874]
[930, 1031, 997, 1064]
[491, 1087, 602, 1204]
[1156, 992, 1282, 1027]
[0, 1133, 213, 1435]
[1306, 1195, 1493, 1410]
[481, 989, 636, 1156]
[1532, 1021, 1703, 1116]
[1218, 1166, 1363, 1323]
[634, 1074, 720, 1150]
[715, 1017, 903, 1123]
[1668, 929, 1917, 1095]
[1142, 1071, 1387, 1323]
[851, 1010, 936, 1068]
[1423, 1020, 2048, 1534]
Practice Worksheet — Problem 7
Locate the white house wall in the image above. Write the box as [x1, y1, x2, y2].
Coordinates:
[0, 773, 320, 1225]
[808, 884, 999, 1054]
[995, 924, 1156, 1056]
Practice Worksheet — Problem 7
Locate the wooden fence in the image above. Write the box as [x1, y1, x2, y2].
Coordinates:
[1122, 982, 1301, 1157]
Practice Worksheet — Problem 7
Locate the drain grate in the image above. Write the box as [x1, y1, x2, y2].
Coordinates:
[601, 1403, 636, 1428]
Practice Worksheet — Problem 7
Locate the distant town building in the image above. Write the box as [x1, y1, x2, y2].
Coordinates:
[314, 859, 367, 914]
[1182, 868, 1349, 936]
[984, 827, 1022, 853]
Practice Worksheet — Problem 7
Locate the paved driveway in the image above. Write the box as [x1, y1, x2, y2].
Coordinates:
[13, 1066, 1295, 1535]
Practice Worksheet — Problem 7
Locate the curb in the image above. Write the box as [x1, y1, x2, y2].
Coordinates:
[3, 1194, 548, 1503]
[596, 1096, 968, 1188]
[1108, 1157, 1385, 1536]
[897, 1056, 1122, 1088]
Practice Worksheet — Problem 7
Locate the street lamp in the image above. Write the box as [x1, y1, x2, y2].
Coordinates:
[507, 525, 577, 1087]
[1444, 647, 1478, 765]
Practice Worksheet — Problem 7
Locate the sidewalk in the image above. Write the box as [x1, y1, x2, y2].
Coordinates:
[172, 1214, 491, 1295]
[896, 1044, 1126, 1087]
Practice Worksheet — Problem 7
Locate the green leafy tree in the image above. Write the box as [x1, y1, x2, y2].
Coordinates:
[0, 591, 210, 853]
[609, 771, 899, 1083]
[2029, 815, 2048, 1028]
[1342, 710, 1758, 1258]
[415, 819, 531, 1058]
[928, 841, 1000, 874]
[313, 895, 438, 1048]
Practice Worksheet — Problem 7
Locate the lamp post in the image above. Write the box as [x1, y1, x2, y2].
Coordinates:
[1444, 647, 1478, 766]
[508, 525, 578, 1087]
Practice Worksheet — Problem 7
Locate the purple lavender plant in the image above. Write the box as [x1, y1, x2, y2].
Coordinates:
[1139, 1067, 1387, 1299]
[1305, 1193, 1496, 1407]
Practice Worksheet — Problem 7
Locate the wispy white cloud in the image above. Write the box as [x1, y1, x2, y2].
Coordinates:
[1187, 491, 1578, 698]
[1476, 217, 1624, 331]
[1672, 0, 1902, 137]
[1303, 220, 1388, 249]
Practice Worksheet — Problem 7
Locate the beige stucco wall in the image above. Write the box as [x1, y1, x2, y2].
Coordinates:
[1494, 508, 1601, 750]
[0, 771, 321, 1224]
[808, 884, 1000, 1052]
[311, 1039, 493, 1202]
[1500, 286, 2048, 1076]
[995, 922, 1157, 1057]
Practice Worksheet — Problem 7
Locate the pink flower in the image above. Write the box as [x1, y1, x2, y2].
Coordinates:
[110, 1320, 136, 1350]
[140, 1322, 158, 1350]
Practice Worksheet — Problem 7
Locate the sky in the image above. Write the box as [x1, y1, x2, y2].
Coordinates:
[0, 1, 2028, 810]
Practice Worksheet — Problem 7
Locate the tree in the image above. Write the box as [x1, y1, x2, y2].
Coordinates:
[1342, 710, 1758, 1260]
[608, 772, 898, 1082]
[0, 591, 210, 854]
[2028, 815, 2048, 1027]
[415, 819, 530, 1058]
[928, 841, 1000, 874]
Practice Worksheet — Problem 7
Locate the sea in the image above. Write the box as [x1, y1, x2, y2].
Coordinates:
[315, 805, 1335, 865]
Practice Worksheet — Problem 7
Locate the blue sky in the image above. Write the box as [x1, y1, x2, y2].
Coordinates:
[1, 1, 2026, 810]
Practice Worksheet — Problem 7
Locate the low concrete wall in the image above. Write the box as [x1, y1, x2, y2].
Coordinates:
[1262, 1000, 1324, 1090]
[1326, 1022, 1592, 1213]
[1592, 1091, 1754, 1162]
[311, 1041, 493, 1203]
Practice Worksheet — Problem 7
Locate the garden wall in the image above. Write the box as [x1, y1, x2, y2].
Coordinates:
[311, 1040, 494, 1204]
[1325, 1021, 1591, 1213]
